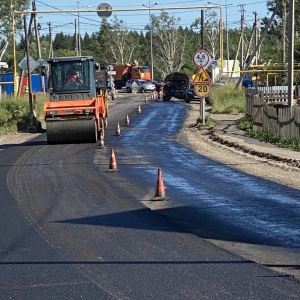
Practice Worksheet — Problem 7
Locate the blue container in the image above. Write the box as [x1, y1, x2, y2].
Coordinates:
[1, 73, 48, 95]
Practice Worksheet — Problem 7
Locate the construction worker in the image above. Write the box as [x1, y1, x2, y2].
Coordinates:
[23, 83, 29, 95]
[66, 66, 83, 84]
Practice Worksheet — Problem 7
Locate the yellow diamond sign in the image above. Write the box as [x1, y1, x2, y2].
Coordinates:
[192, 67, 212, 84]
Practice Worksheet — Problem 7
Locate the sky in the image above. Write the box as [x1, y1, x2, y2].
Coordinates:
[33, 0, 271, 38]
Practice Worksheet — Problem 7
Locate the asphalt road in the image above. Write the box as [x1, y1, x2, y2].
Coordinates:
[0, 93, 299, 299]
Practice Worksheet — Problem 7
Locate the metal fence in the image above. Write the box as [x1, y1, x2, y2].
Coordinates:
[245, 87, 300, 140]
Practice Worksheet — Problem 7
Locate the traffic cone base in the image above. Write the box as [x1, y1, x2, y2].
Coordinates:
[99, 131, 105, 148]
[115, 122, 121, 136]
[125, 114, 130, 126]
[151, 168, 166, 200]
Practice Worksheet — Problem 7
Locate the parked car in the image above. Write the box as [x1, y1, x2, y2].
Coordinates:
[125, 79, 156, 93]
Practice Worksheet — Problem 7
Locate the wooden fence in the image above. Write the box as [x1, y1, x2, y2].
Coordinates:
[245, 87, 300, 140]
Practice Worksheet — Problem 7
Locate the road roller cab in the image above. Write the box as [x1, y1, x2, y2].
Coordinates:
[44, 56, 108, 144]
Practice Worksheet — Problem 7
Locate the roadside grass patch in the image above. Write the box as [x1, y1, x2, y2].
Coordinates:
[237, 114, 300, 151]
[210, 83, 246, 114]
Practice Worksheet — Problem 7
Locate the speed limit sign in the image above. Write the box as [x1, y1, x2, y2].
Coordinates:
[192, 49, 212, 69]
[194, 84, 211, 97]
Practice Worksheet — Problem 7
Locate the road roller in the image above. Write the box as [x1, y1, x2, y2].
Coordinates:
[44, 56, 109, 144]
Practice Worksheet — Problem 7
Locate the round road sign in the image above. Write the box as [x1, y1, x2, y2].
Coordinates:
[192, 49, 212, 68]
[107, 64, 114, 71]
[97, 3, 112, 19]
[194, 83, 211, 98]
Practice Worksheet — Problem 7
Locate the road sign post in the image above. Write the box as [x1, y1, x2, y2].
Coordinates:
[192, 49, 213, 125]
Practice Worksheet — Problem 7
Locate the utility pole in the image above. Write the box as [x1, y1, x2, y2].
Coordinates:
[77, 1, 81, 56]
[287, 0, 294, 108]
[23, 15, 36, 127]
[244, 14, 256, 67]
[142, 1, 158, 79]
[235, 4, 279, 88]
[32, 0, 43, 92]
[240, 5, 244, 70]
[47, 22, 53, 58]
[254, 12, 258, 65]
[281, 0, 287, 85]
[201, 9, 204, 49]
[75, 18, 78, 56]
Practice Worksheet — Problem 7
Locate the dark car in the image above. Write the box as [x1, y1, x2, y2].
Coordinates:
[185, 83, 223, 105]
[185, 83, 201, 103]
[163, 72, 189, 102]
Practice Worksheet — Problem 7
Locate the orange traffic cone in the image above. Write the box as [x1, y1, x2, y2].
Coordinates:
[99, 130, 105, 147]
[152, 168, 166, 200]
[137, 105, 141, 114]
[125, 114, 130, 126]
[115, 122, 121, 136]
[108, 148, 119, 171]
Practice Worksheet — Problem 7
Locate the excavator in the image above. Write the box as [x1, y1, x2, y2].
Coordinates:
[44, 56, 109, 144]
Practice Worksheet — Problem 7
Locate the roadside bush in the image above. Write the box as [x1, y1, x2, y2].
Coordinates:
[1, 99, 29, 122]
[0, 107, 9, 125]
[0, 94, 46, 134]
[236, 114, 253, 131]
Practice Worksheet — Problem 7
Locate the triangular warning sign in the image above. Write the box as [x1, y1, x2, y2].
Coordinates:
[193, 67, 212, 83]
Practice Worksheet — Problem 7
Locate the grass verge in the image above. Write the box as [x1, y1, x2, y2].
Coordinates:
[237, 114, 300, 151]
[0, 94, 46, 135]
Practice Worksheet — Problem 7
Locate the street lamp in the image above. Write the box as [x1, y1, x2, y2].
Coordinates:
[142, 1, 157, 79]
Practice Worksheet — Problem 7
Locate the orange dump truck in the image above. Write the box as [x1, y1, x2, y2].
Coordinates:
[44, 56, 109, 144]
[112, 64, 151, 88]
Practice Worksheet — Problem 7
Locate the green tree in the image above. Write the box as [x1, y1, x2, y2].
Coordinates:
[191, 10, 220, 59]
[0, 0, 29, 39]
[103, 16, 137, 64]
[0, 0, 29, 61]
[151, 12, 186, 79]
[53, 32, 74, 53]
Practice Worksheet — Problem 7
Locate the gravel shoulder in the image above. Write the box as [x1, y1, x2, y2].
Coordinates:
[180, 104, 300, 191]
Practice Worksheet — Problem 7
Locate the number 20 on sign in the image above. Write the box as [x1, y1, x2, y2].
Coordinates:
[194, 84, 211, 98]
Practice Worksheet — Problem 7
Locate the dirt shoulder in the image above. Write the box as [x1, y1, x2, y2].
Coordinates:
[0, 132, 41, 149]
